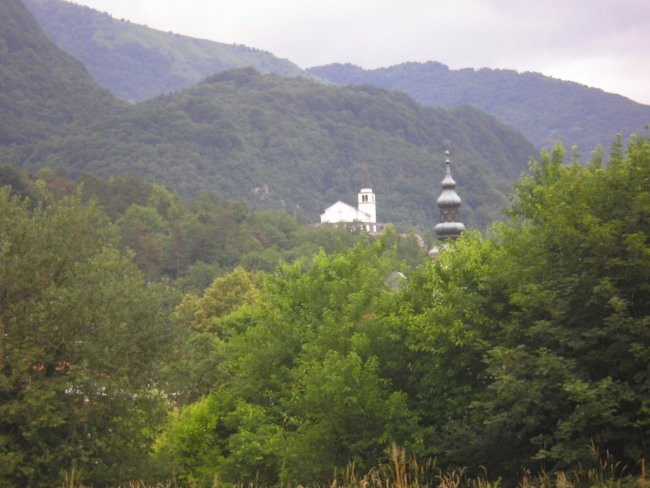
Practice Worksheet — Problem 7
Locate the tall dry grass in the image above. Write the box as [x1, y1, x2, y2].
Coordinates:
[333, 445, 498, 488]
[516, 442, 645, 488]
[61, 443, 646, 488]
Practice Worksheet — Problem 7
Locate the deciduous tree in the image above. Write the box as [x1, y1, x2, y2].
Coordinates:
[0, 189, 174, 486]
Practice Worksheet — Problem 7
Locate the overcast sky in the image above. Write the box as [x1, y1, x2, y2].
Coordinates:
[70, 0, 650, 105]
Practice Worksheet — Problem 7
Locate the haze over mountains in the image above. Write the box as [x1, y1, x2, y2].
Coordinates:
[309, 62, 650, 155]
[23, 0, 309, 102]
[24, 0, 650, 157]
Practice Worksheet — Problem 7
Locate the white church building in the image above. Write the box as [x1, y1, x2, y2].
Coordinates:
[320, 186, 379, 233]
[320, 169, 389, 234]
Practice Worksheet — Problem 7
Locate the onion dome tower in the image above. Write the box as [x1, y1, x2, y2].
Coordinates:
[434, 150, 465, 241]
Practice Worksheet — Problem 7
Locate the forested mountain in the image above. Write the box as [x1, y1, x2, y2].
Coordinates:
[5, 67, 536, 230]
[21, 0, 649, 159]
[23, 0, 310, 101]
[309, 62, 650, 154]
[2, 0, 538, 231]
[0, 0, 123, 145]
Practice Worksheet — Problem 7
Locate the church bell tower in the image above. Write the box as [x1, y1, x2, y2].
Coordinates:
[434, 150, 465, 241]
[358, 167, 376, 231]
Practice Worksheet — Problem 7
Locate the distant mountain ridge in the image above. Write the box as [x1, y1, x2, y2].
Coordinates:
[23, 0, 311, 101]
[308, 62, 650, 154]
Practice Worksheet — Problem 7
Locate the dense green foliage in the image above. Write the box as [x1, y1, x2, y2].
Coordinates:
[0, 0, 123, 146]
[1, 133, 647, 486]
[23, 0, 310, 102]
[0, 167, 423, 487]
[0, 166, 425, 286]
[464, 137, 650, 471]
[154, 134, 649, 486]
[155, 233, 417, 486]
[309, 62, 650, 155]
[0, 188, 176, 486]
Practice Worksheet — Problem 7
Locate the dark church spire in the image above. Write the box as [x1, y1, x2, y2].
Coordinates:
[434, 150, 465, 241]
[362, 166, 371, 189]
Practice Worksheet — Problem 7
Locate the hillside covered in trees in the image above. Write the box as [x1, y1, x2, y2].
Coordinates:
[0, 164, 426, 286]
[7, 68, 535, 230]
[1, 0, 537, 231]
[0, 0, 123, 146]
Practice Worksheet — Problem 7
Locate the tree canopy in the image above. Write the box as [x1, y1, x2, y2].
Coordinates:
[155, 133, 650, 486]
[0, 188, 175, 486]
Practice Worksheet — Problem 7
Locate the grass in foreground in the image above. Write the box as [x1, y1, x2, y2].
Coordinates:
[61, 444, 647, 488]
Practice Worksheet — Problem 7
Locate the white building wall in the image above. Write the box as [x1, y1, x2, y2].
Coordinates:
[320, 201, 362, 224]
